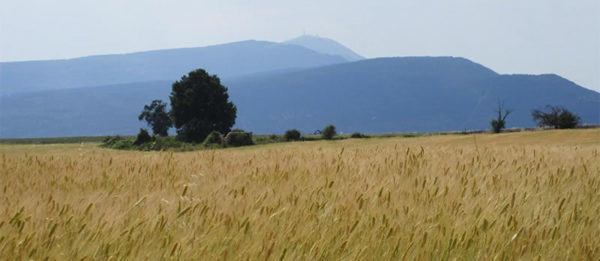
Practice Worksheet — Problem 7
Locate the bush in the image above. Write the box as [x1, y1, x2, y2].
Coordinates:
[202, 131, 223, 147]
[490, 119, 506, 134]
[322, 125, 336, 140]
[136, 136, 191, 151]
[224, 131, 254, 147]
[350, 132, 367, 138]
[102, 136, 123, 147]
[112, 140, 135, 150]
[284, 129, 302, 141]
[134, 129, 153, 145]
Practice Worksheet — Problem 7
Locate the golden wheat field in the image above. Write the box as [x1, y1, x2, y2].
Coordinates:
[0, 129, 599, 260]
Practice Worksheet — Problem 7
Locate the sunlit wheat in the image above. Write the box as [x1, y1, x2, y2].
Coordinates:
[0, 129, 598, 260]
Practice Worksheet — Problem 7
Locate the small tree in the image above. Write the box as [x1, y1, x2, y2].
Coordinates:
[170, 69, 237, 143]
[138, 100, 172, 137]
[322, 125, 336, 140]
[532, 105, 580, 129]
[490, 102, 512, 133]
[133, 128, 153, 145]
[284, 129, 301, 141]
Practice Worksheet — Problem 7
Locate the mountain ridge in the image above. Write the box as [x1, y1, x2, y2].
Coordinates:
[1, 56, 598, 138]
[0, 40, 347, 95]
[284, 35, 364, 61]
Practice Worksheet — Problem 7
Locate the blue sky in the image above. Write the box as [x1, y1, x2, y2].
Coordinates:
[1, 0, 598, 91]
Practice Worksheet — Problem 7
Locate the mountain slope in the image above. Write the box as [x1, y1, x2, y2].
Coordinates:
[0, 40, 346, 95]
[1, 57, 598, 138]
[285, 35, 364, 61]
[228, 58, 598, 134]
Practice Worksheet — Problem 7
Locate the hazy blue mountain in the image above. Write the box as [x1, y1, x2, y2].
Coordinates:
[285, 35, 364, 61]
[1, 57, 598, 138]
[0, 81, 171, 138]
[0, 40, 346, 95]
[228, 57, 598, 133]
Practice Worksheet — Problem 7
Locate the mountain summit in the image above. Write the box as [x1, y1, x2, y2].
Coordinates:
[284, 35, 364, 61]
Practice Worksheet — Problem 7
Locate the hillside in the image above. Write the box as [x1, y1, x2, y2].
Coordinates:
[1, 57, 598, 138]
[0, 40, 346, 94]
[0, 81, 171, 138]
[229, 57, 599, 133]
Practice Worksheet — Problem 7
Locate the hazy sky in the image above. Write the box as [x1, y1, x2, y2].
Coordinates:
[1, 0, 599, 91]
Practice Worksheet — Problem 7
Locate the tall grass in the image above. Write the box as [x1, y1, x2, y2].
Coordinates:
[0, 129, 598, 260]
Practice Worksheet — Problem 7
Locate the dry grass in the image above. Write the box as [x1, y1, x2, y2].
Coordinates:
[0, 129, 599, 260]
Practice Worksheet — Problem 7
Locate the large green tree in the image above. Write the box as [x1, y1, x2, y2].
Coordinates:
[170, 69, 237, 143]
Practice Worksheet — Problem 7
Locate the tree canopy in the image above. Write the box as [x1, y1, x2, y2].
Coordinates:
[532, 105, 580, 129]
[170, 69, 237, 142]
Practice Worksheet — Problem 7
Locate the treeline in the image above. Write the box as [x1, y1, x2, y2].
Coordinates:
[102, 68, 585, 150]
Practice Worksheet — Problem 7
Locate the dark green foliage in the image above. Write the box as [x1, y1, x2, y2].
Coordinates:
[350, 132, 367, 138]
[490, 120, 505, 134]
[137, 137, 192, 151]
[491, 102, 511, 133]
[133, 129, 153, 145]
[558, 110, 581, 129]
[202, 131, 223, 147]
[252, 134, 281, 145]
[101, 136, 134, 150]
[284, 129, 302, 141]
[170, 69, 237, 143]
[224, 131, 254, 147]
[322, 125, 336, 140]
[102, 136, 125, 147]
[532, 105, 581, 129]
[138, 100, 172, 136]
[102, 135, 193, 151]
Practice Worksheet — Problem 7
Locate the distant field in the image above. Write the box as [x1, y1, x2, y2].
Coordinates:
[0, 136, 114, 145]
[0, 129, 598, 259]
[0, 132, 431, 145]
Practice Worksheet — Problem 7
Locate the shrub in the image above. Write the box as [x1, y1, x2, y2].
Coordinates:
[490, 119, 506, 134]
[284, 129, 302, 141]
[224, 131, 254, 147]
[203, 131, 223, 146]
[102, 136, 123, 147]
[322, 125, 336, 140]
[350, 132, 367, 138]
[134, 129, 153, 145]
[137, 136, 191, 151]
[112, 140, 135, 150]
